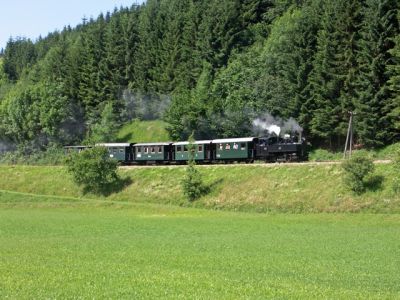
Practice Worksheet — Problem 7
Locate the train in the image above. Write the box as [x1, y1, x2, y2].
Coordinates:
[64, 133, 308, 164]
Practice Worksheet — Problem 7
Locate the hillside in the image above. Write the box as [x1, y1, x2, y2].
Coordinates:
[0, 163, 398, 213]
[116, 119, 170, 142]
[0, 0, 399, 152]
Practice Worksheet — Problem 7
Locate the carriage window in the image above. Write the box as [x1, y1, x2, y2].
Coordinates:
[233, 143, 239, 150]
[177, 146, 182, 152]
[219, 144, 223, 150]
[144, 147, 149, 153]
[119, 148, 124, 153]
[151, 147, 155, 153]
[241, 143, 246, 150]
[225, 143, 231, 150]
[158, 146, 162, 153]
[198, 145, 203, 152]
[184, 145, 188, 152]
[113, 148, 117, 154]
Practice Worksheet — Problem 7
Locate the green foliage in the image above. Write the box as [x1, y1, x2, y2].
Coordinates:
[91, 102, 119, 143]
[0, 146, 66, 165]
[181, 134, 206, 201]
[2, 37, 36, 81]
[0, 0, 399, 149]
[354, 0, 399, 147]
[309, 149, 342, 161]
[0, 81, 73, 147]
[66, 146, 119, 194]
[342, 156, 375, 194]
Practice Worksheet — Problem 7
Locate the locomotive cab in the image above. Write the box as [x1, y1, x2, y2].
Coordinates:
[255, 133, 306, 162]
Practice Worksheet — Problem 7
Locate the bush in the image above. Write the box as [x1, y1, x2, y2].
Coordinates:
[181, 135, 207, 201]
[342, 156, 375, 194]
[309, 149, 342, 161]
[66, 146, 120, 194]
[182, 161, 205, 201]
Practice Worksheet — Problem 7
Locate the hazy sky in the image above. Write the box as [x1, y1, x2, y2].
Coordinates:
[0, 0, 145, 50]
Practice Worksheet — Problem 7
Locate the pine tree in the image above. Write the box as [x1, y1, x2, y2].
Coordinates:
[125, 6, 141, 89]
[387, 21, 400, 138]
[78, 15, 107, 122]
[304, 0, 361, 148]
[354, 0, 399, 147]
[181, 133, 205, 201]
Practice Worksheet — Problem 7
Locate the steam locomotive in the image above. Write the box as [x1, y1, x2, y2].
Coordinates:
[65, 133, 307, 164]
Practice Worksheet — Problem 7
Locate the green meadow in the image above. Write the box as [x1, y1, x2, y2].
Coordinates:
[0, 163, 399, 298]
[0, 191, 399, 299]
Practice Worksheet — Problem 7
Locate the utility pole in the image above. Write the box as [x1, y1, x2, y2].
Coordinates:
[343, 111, 355, 159]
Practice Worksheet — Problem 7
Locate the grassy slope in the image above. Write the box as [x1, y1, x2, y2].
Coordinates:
[116, 119, 170, 142]
[0, 191, 399, 298]
[309, 142, 400, 161]
[0, 163, 399, 213]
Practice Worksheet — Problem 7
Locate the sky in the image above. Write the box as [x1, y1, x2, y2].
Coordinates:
[0, 0, 145, 50]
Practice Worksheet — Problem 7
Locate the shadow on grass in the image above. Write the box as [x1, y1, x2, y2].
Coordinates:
[83, 177, 133, 197]
[365, 175, 384, 192]
[207, 178, 224, 194]
[116, 132, 133, 143]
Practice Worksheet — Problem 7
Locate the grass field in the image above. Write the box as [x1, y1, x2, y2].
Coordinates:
[0, 191, 399, 298]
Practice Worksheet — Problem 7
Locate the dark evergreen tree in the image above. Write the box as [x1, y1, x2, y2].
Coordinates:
[78, 14, 107, 122]
[354, 0, 399, 147]
[3, 37, 36, 81]
[387, 23, 400, 138]
[304, 0, 361, 148]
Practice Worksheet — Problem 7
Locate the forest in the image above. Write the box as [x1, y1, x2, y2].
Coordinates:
[0, 0, 399, 153]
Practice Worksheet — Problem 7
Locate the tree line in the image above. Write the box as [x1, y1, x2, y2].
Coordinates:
[0, 0, 399, 152]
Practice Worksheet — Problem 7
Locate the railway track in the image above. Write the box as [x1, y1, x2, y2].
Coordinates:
[119, 159, 392, 169]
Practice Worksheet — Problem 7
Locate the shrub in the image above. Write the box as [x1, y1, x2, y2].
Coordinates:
[342, 156, 375, 194]
[181, 134, 206, 201]
[309, 149, 342, 161]
[182, 161, 205, 201]
[66, 146, 119, 194]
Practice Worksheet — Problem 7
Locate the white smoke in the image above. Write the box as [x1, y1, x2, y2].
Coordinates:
[252, 113, 303, 137]
[121, 90, 172, 121]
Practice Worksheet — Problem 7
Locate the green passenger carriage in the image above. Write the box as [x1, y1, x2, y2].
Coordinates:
[133, 142, 172, 162]
[173, 140, 212, 161]
[96, 143, 133, 162]
[212, 137, 256, 162]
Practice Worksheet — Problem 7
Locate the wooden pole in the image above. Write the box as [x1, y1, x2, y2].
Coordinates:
[344, 112, 351, 159]
[343, 111, 354, 159]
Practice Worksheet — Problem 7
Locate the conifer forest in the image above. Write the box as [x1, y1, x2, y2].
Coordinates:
[0, 0, 399, 152]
